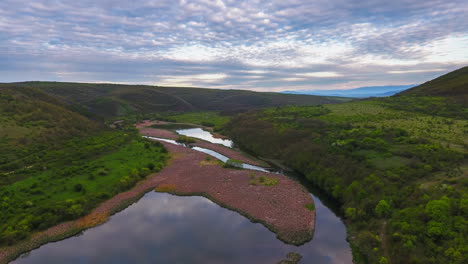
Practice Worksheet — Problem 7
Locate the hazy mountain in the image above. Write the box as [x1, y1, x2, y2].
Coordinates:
[283, 85, 415, 98]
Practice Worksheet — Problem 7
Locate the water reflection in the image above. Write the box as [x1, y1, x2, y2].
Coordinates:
[14, 192, 352, 264]
[176, 128, 233, 148]
[142, 136, 270, 173]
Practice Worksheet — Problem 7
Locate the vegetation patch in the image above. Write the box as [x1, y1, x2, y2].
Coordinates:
[225, 89, 467, 264]
[164, 111, 230, 130]
[222, 158, 244, 169]
[175, 135, 196, 144]
[199, 156, 221, 166]
[305, 203, 315, 211]
[155, 184, 177, 193]
[277, 252, 303, 264]
[0, 133, 168, 246]
[249, 172, 279, 186]
[150, 123, 199, 130]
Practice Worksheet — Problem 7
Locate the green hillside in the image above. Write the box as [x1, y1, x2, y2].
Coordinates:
[398, 66, 468, 105]
[0, 84, 101, 176]
[0, 84, 168, 246]
[9, 82, 348, 118]
[224, 68, 468, 264]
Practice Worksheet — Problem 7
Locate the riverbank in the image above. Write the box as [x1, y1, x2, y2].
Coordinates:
[0, 165, 164, 264]
[139, 126, 266, 166]
[138, 123, 315, 244]
[0, 125, 315, 263]
[148, 141, 315, 245]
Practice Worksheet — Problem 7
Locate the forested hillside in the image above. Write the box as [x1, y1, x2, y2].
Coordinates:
[9, 82, 347, 118]
[0, 85, 168, 246]
[225, 69, 468, 264]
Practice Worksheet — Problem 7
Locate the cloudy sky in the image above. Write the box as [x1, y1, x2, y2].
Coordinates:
[1, 0, 467, 91]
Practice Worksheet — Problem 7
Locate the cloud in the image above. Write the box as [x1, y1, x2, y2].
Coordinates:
[0, 0, 467, 90]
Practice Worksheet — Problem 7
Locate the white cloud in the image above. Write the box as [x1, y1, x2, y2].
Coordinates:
[0, 0, 467, 91]
[299, 72, 342, 78]
[157, 73, 228, 86]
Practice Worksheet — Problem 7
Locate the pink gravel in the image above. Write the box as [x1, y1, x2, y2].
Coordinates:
[140, 127, 179, 139]
[139, 127, 264, 166]
[149, 141, 315, 245]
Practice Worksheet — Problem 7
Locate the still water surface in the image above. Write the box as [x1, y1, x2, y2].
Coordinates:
[14, 192, 351, 264]
[176, 128, 233, 148]
[13, 129, 352, 263]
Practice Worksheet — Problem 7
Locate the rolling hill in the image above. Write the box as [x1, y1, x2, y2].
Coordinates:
[7, 82, 349, 119]
[225, 67, 468, 264]
[398, 66, 468, 105]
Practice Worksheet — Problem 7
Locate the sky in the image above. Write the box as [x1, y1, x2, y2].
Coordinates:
[1, 0, 467, 92]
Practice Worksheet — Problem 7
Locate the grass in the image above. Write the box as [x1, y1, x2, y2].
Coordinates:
[150, 123, 199, 130]
[0, 134, 168, 245]
[155, 184, 177, 193]
[223, 158, 244, 169]
[168, 111, 230, 129]
[176, 135, 196, 144]
[305, 203, 315, 211]
[249, 173, 279, 186]
[199, 156, 222, 166]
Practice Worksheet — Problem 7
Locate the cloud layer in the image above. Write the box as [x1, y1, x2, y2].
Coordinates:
[1, 0, 467, 91]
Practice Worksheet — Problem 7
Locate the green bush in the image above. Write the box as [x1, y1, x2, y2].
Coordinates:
[176, 135, 196, 144]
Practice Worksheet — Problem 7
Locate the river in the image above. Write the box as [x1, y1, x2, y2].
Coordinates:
[12, 128, 352, 264]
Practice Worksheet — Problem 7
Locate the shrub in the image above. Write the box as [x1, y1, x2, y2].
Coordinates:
[155, 184, 177, 193]
[73, 184, 83, 192]
[305, 203, 315, 211]
[176, 135, 196, 144]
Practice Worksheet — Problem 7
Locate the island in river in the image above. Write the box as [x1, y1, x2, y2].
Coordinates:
[0, 121, 315, 264]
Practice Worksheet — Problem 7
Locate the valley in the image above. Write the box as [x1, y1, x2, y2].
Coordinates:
[0, 67, 467, 264]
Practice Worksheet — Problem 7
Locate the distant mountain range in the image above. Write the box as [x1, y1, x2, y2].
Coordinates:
[283, 85, 416, 98]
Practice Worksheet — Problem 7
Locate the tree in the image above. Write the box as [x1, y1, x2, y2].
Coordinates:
[73, 183, 83, 192]
[346, 207, 358, 220]
[375, 200, 391, 218]
[425, 196, 450, 221]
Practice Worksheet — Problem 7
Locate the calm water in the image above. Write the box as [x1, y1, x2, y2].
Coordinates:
[176, 128, 233, 148]
[14, 192, 352, 264]
[143, 136, 270, 173]
[13, 130, 352, 263]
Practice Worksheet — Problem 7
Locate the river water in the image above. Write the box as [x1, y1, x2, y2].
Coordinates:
[13, 129, 352, 264]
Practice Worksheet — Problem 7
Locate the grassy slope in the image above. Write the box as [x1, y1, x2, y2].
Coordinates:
[0, 85, 101, 179]
[0, 85, 169, 246]
[7, 82, 348, 118]
[224, 68, 468, 264]
[398, 66, 468, 107]
[399, 66, 468, 97]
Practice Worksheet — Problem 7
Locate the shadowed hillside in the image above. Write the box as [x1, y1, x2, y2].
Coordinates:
[7, 82, 348, 118]
[398, 66, 468, 105]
